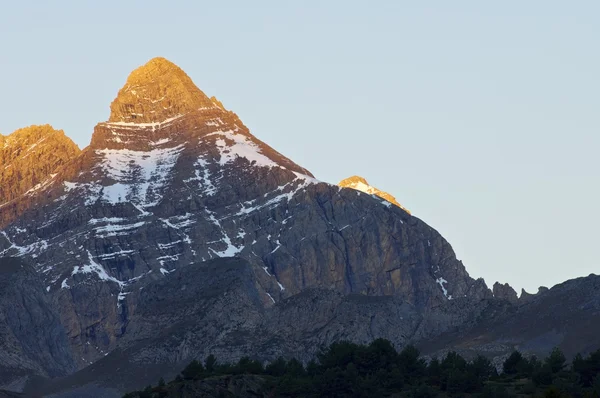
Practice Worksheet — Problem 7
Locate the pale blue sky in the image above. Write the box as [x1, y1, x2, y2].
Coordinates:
[1, 1, 599, 293]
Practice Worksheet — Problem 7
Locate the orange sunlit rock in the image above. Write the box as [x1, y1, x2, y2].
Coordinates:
[0, 125, 80, 206]
[109, 57, 216, 124]
[338, 175, 410, 214]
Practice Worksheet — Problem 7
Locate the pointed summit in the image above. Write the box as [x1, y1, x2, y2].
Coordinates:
[339, 175, 410, 214]
[108, 57, 215, 124]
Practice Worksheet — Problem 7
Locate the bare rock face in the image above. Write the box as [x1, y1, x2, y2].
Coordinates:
[0, 258, 75, 388]
[108, 57, 216, 124]
[30, 258, 493, 396]
[338, 175, 410, 214]
[0, 125, 80, 207]
[492, 282, 518, 304]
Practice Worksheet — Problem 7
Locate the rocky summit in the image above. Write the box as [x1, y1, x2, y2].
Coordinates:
[338, 175, 410, 214]
[0, 57, 597, 396]
[0, 125, 80, 208]
[108, 57, 217, 124]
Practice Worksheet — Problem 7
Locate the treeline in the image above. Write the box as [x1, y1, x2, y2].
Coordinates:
[124, 339, 600, 397]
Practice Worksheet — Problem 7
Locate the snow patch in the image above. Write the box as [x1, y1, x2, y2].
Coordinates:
[95, 221, 145, 238]
[436, 277, 452, 300]
[270, 240, 282, 254]
[0, 231, 49, 258]
[96, 250, 135, 260]
[150, 138, 172, 146]
[235, 175, 317, 217]
[72, 251, 124, 288]
[205, 209, 243, 257]
[204, 130, 279, 168]
[102, 114, 185, 130]
[188, 157, 218, 196]
[96, 144, 184, 208]
[158, 240, 182, 249]
[157, 254, 180, 266]
[89, 217, 126, 225]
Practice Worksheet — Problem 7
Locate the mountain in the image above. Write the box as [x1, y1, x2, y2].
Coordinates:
[0, 125, 80, 209]
[338, 175, 410, 214]
[420, 274, 600, 366]
[0, 56, 489, 389]
[0, 57, 597, 396]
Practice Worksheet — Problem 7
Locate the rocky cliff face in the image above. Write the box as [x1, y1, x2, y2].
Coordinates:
[0, 125, 80, 207]
[0, 257, 75, 388]
[1, 58, 496, 392]
[492, 282, 518, 304]
[30, 259, 600, 397]
[30, 257, 496, 396]
[338, 175, 410, 214]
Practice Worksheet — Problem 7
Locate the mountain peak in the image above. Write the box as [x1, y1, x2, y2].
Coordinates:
[338, 175, 410, 214]
[0, 125, 80, 206]
[340, 175, 369, 186]
[1, 124, 76, 150]
[108, 57, 215, 124]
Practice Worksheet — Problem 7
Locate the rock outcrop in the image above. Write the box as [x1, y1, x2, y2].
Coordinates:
[492, 282, 518, 304]
[0, 125, 80, 207]
[421, 274, 600, 362]
[108, 57, 216, 124]
[338, 175, 410, 214]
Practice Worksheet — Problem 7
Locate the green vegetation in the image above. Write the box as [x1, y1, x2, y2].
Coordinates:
[124, 339, 600, 397]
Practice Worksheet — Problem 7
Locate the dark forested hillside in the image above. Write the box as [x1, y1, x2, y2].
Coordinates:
[124, 339, 600, 397]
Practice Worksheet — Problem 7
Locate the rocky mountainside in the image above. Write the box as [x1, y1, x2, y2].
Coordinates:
[0, 57, 490, 388]
[22, 257, 500, 395]
[420, 274, 600, 366]
[30, 259, 600, 396]
[0, 57, 596, 396]
[338, 175, 410, 214]
[0, 125, 80, 208]
[0, 258, 75, 391]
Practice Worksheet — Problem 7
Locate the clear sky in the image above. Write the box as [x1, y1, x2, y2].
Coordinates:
[1, 1, 598, 293]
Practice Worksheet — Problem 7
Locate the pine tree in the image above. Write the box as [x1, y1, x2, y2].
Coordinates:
[205, 354, 217, 373]
[545, 348, 566, 374]
[181, 359, 204, 380]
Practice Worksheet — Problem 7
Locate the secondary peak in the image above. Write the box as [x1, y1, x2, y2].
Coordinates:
[339, 175, 410, 214]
